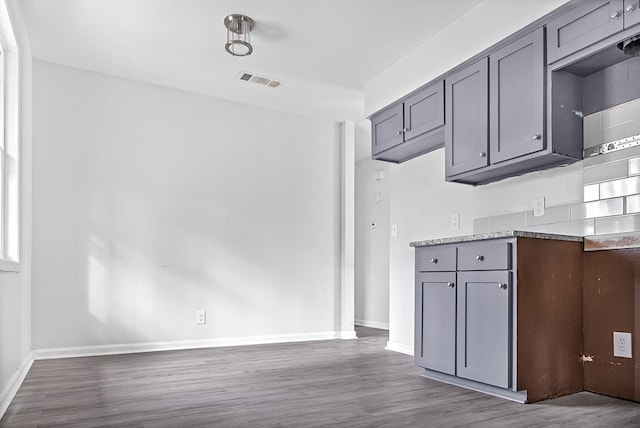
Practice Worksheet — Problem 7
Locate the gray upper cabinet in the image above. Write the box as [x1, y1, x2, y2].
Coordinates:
[547, 0, 624, 64]
[445, 58, 489, 177]
[371, 80, 445, 163]
[456, 270, 512, 389]
[490, 28, 545, 164]
[371, 103, 404, 155]
[625, 0, 640, 27]
[404, 80, 445, 141]
[415, 271, 456, 375]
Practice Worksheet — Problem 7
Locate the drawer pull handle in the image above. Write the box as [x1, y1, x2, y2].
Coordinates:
[430, 258, 438, 264]
[479, 152, 486, 158]
[611, 11, 620, 19]
[447, 282, 455, 288]
[498, 283, 507, 290]
[531, 134, 541, 141]
[476, 255, 484, 261]
[397, 130, 403, 135]
[627, 5, 635, 12]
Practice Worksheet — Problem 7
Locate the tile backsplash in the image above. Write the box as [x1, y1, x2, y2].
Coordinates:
[474, 98, 640, 237]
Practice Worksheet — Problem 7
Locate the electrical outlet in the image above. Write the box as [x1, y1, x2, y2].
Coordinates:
[613, 331, 632, 358]
[391, 223, 398, 237]
[532, 197, 545, 217]
[450, 213, 460, 230]
[196, 310, 206, 325]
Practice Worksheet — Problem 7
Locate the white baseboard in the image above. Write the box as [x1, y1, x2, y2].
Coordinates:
[0, 351, 34, 421]
[355, 319, 389, 330]
[339, 330, 358, 340]
[33, 331, 352, 360]
[385, 340, 413, 356]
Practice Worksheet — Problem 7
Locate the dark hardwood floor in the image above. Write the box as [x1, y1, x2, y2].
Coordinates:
[2, 326, 639, 427]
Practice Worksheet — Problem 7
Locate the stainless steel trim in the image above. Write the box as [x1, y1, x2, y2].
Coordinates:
[583, 134, 640, 157]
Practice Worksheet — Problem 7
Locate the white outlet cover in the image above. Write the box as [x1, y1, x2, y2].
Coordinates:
[391, 223, 398, 237]
[532, 197, 545, 217]
[613, 331, 632, 358]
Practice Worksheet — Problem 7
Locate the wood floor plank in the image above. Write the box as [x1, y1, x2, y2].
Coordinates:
[1, 327, 639, 427]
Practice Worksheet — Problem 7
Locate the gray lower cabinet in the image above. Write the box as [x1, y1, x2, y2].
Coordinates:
[456, 270, 512, 389]
[371, 80, 445, 163]
[547, 0, 624, 64]
[414, 237, 584, 403]
[415, 272, 456, 375]
[415, 242, 511, 390]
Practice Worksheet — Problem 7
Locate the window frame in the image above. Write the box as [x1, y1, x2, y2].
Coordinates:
[0, 3, 21, 273]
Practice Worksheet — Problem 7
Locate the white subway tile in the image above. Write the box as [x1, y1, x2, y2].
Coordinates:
[570, 198, 624, 220]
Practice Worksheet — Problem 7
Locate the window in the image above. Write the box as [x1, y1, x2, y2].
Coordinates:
[0, 3, 20, 271]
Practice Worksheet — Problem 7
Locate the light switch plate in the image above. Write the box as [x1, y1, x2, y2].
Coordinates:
[613, 331, 632, 358]
[450, 213, 460, 230]
[196, 310, 206, 325]
[391, 223, 398, 237]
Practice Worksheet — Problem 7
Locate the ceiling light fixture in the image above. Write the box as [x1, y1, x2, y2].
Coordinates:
[224, 14, 254, 57]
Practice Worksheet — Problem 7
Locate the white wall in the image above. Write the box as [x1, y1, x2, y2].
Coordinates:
[32, 61, 344, 350]
[355, 156, 390, 329]
[363, 0, 581, 353]
[0, 0, 33, 416]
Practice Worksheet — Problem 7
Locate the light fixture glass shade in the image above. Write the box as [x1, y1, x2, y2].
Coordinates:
[224, 14, 254, 57]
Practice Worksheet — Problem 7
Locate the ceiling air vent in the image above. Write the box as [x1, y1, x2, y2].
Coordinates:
[236, 72, 283, 89]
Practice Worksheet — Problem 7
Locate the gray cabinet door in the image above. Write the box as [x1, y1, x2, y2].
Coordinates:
[547, 0, 624, 64]
[456, 270, 512, 388]
[415, 272, 456, 375]
[490, 28, 545, 164]
[445, 58, 489, 177]
[404, 80, 445, 141]
[371, 103, 404, 155]
[625, 0, 640, 27]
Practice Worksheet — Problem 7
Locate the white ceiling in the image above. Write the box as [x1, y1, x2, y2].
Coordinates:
[16, 0, 483, 121]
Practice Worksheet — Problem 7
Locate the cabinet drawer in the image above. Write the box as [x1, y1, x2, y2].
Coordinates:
[458, 241, 512, 271]
[416, 246, 456, 272]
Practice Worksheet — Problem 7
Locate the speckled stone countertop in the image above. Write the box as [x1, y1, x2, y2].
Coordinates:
[584, 232, 640, 251]
[409, 230, 584, 247]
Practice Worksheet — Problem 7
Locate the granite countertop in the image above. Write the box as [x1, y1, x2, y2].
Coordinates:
[584, 232, 640, 251]
[409, 230, 584, 247]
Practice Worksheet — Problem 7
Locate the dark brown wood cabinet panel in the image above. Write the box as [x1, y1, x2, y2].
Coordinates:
[516, 238, 584, 403]
[583, 248, 640, 402]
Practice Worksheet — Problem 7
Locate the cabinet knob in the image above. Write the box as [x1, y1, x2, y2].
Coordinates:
[498, 283, 508, 290]
[476, 255, 484, 261]
[403, 128, 409, 132]
[430, 258, 438, 264]
[479, 152, 486, 158]
[627, 4, 635, 12]
[531, 134, 541, 141]
[447, 282, 455, 288]
[611, 11, 620, 19]
[397, 130, 403, 135]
